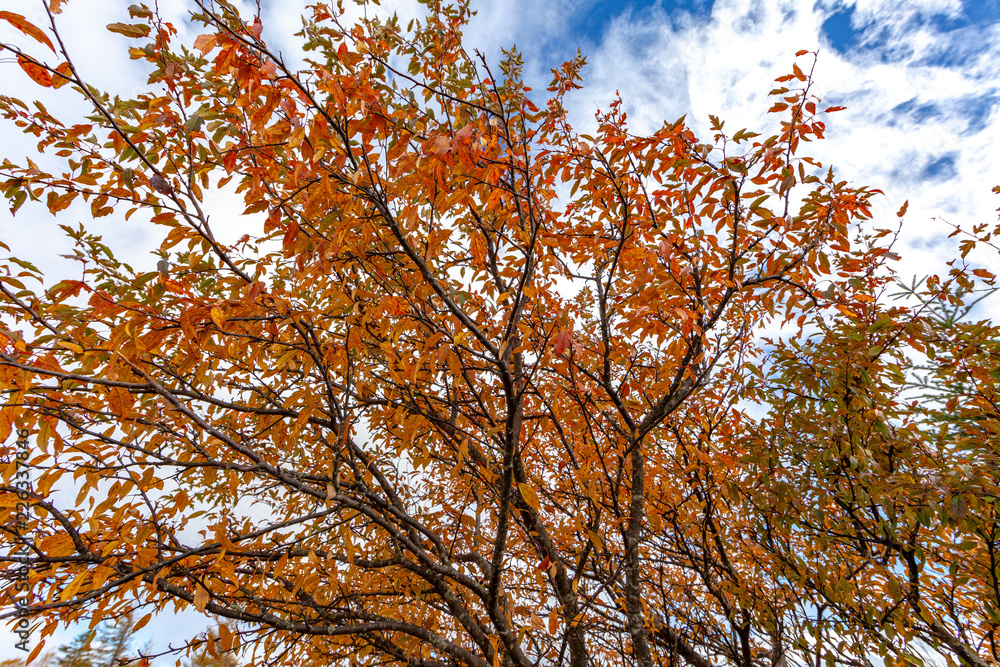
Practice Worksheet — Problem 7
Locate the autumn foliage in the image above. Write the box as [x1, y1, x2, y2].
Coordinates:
[2, 2, 999, 667]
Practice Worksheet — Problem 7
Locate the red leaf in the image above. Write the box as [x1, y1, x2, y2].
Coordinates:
[553, 330, 572, 356]
[658, 240, 670, 263]
[283, 221, 299, 247]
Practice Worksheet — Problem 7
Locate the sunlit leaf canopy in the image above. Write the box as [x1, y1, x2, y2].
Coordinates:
[1, 1, 999, 666]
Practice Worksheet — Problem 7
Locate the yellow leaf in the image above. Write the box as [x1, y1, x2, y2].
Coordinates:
[59, 571, 88, 602]
[518, 483, 540, 511]
[58, 341, 83, 354]
[210, 307, 226, 329]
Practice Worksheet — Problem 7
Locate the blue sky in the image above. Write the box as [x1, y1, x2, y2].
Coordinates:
[822, 0, 1000, 61]
[1, 0, 999, 662]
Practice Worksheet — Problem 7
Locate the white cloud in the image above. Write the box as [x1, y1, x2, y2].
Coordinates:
[568, 0, 1000, 314]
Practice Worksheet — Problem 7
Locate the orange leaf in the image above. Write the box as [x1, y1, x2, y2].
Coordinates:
[282, 221, 299, 246]
[0, 11, 56, 52]
[26, 641, 45, 665]
[193, 582, 209, 611]
[0, 408, 14, 444]
[193, 33, 218, 54]
[218, 623, 233, 650]
[17, 55, 51, 87]
[108, 387, 133, 419]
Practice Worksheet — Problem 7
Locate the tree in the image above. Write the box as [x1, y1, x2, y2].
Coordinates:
[91, 614, 141, 667]
[184, 624, 240, 667]
[1, 616, 144, 667]
[0, 652, 54, 667]
[741, 268, 1000, 667]
[0, 1, 996, 666]
[55, 630, 97, 667]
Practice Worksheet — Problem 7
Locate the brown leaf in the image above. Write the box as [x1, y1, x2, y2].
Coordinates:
[149, 174, 173, 195]
[107, 22, 150, 39]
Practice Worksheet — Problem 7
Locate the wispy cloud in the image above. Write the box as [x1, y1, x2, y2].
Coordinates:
[544, 0, 1000, 305]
